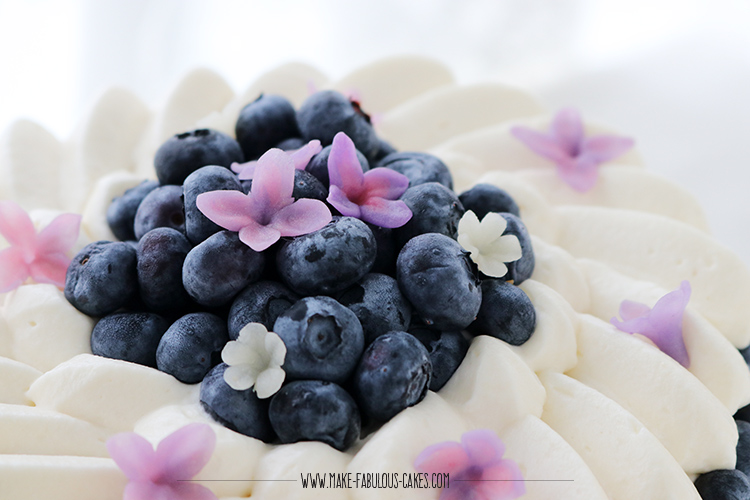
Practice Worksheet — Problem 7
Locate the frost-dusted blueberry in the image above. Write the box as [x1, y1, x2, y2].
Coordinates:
[394, 182, 464, 249]
[156, 312, 228, 384]
[183, 231, 265, 307]
[154, 128, 244, 185]
[269, 380, 360, 451]
[499, 213, 534, 284]
[91, 312, 169, 367]
[458, 183, 520, 219]
[275, 137, 307, 151]
[372, 138, 397, 162]
[377, 152, 453, 189]
[106, 180, 159, 241]
[352, 331, 431, 422]
[276, 217, 376, 296]
[183, 165, 243, 244]
[468, 279, 535, 345]
[737, 420, 750, 477]
[235, 94, 301, 160]
[137, 228, 192, 312]
[133, 185, 185, 240]
[306, 143, 369, 188]
[200, 363, 275, 442]
[297, 90, 379, 159]
[273, 296, 364, 384]
[336, 273, 412, 345]
[694, 469, 750, 500]
[228, 281, 299, 339]
[65, 241, 138, 316]
[409, 327, 469, 391]
[397, 233, 481, 330]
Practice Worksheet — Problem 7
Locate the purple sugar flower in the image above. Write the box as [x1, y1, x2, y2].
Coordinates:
[511, 108, 634, 192]
[326, 132, 411, 228]
[611, 280, 692, 367]
[197, 148, 332, 252]
[231, 139, 322, 180]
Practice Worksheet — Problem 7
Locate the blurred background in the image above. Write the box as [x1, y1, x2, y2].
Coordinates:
[1, 0, 749, 263]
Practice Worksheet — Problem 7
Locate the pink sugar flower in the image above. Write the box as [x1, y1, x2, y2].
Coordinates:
[326, 132, 411, 228]
[511, 108, 634, 192]
[0, 200, 81, 293]
[197, 148, 332, 252]
[231, 139, 322, 180]
[611, 280, 691, 367]
[106, 423, 218, 500]
[414, 429, 525, 500]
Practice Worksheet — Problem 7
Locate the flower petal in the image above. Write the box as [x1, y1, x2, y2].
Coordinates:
[28, 252, 71, 287]
[236, 161, 258, 180]
[557, 157, 599, 192]
[461, 428, 505, 467]
[251, 148, 295, 215]
[123, 481, 170, 500]
[510, 127, 569, 164]
[475, 212, 508, 247]
[618, 300, 651, 322]
[265, 331, 287, 366]
[221, 339, 255, 366]
[290, 140, 323, 170]
[360, 198, 412, 228]
[488, 234, 523, 263]
[580, 135, 635, 164]
[106, 432, 156, 482]
[476, 459, 526, 500]
[255, 367, 285, 399]
[238, 322, 269, 350]
[0, 200, 36, 250]
[35, 213, 81, 256]
[327, 132, 365, 197]
[361, 167, 410, 200]
[270, 198, 332, 237]
[223, 364, 256, 391]
[474, 255, 509, 279]
[327, 185, 361, 218]
[196, 191, 256, 232]
[238, 222, 281, 252]
[154, 423, 216, 483]
[550, 108, 585, 156]
[0, 246, 30, 293]
[169, 482, 219, 500]
[414, 441, 470, 476]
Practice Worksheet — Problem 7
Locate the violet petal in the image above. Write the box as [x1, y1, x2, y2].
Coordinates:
[0, 246, 29, 293]
[35, 213, 81, 256]
[269, 198, 332, 237]
[557, 156, 599, 192]
[170, 482, 219, 500]
[360, 198, 412, 228]
[461, 428, 505, 467]
[289, 140, 322, 170]
[362, 167, 410, 200]
[477, 460, 526, 500]
[0, 200, 36, 250]
[550, 108, 585, 156]
[327, 132, 365, 197]
[236, 161, 257, 180]
[618, 300, 651, 322]
[106, 432, 156, 482]
[510, 127, 569, 164]
[123, 482, 169, 500]
[238, 222, 282, 252]
[196, 191, 256, 232]
[414, 441, 469, 476]
[250, 149, 295, 216]
[327, 185, 362, 218]
[28, 253, 70, 288]
[154, 423, 216, 483]
[580, 135, 635, 164]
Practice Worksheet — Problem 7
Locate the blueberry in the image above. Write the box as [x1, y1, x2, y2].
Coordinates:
[372, 138, 397, 162]
[156, 312, 228, 384]
[352, 331, 431, 422]
[137, 228, 192, 312]
[235, 95, 301, 161]
[394, 182, 464, 249]
[409, 327, 469, 391]
[276, 217, 376, 296]
[200, 363, 275, 442]
[228, 281, 299, 339]
[90, 312, 169, 367]
[367, 223, 397, 276]
[244, 169, 329, 201]
[182, 231, 265, 307]
[737, 420, 750, 477]
[499, 213, 534, 284]
[397, 233, 481, 330]
[106, 180, 159, 241]
[183, 165, 243, 244]
[306, 143, 370, 188]
[275, 137, 307, 151]
[377, 152, 453, 189]
[273, 296, 364, 384]
[65, 241, 138, 316]
[297, 90, 379, 159]
[737, 404, 750, 423]
[336, 273, 412, 345]
[458, 183, 520, 219]
[133, 185, 186, 240]
[269, 380, 360, 451]
[468, 279, 536, 345]
[154, 128, 244, 185]
[694, 469, 750, 500]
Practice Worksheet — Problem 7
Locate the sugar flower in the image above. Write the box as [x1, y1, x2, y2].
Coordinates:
[457, 211, 522, 278]
[611, 280, 691, 367]
[231, 139, 322, 180]
[415, 429, 525, 500]
[511, 108, 634, 192]
[221, 322, 286, 398]
[326, 132, 411, 228]
[197, 148, 332, 252]
[106, 423, 217, 500]
[0, 200, 81, 293]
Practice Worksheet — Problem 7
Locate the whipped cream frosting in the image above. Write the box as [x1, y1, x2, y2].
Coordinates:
[1, 56, 749, 500]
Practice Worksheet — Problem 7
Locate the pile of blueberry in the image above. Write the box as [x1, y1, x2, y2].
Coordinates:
[64, 90, 536, 451]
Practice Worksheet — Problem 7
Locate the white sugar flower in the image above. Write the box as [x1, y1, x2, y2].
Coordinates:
[457, 211, 523, 278]
[221, 323, 286, 398]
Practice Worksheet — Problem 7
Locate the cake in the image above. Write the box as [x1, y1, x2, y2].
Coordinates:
[1, 56, 750, 500]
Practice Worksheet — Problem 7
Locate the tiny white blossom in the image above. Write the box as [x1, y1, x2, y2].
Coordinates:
[221, 323, 286, 398]
[457, 211, 523, 278]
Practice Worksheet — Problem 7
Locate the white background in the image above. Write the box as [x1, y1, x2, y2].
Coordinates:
[1, 0, 749, 264]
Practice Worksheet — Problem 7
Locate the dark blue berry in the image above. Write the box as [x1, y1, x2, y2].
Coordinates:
[276, 217, 376, 296]
[235, 94, 301, 160]
[458, 183, 520, 219]
[273, 296, 364, 384]
[154, 128, 244, 185]
[275, 137, 307, 151]
[200, 363, 275, 442]
[394, 182, 464, 249]
[90, 312, 169, 367]
[372, 138, 397, 162]
[106, 180, 159, 241]
[367, 223, 397, 276]
[409, 326, 469, 391]
[306, 143, 369, 188]
[737, 420, 750, 477]
[228, 281, 299, 339]
[352, 331, 431, 422]
[156, 312, 228, 384]
[133, 185, 185, 240]
[137, 228, 192, 312]
[377, 152, 453, 189]
[468, 279, 536, 345]
[499, 213, 534, 284]
[269, 380, 360, 451]
[183, 165, 243, 244]
[182, 231, 265, 307]
[694, 469, 750, 500]
[397, 233, 481, 330]
[65, 241, 138, 316]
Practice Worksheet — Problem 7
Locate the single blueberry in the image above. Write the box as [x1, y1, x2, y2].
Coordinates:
[468, 279, 536, 345]
[133, 185, 186, 240]
[228, 281, 299, 339]
[106, 180, 159, 241]
[235, 94, 301, 160]
[499, 213, 534, 285]
[183, 165, 243, 244]
[275, 137, 307, 151]
[137, 228, 193, 312]
[372, 138, 397, 162]
[377, 151, 453, 189]
[65, 241, 138, 316]
[409, 326, 470, 391]
[694, 469, 750, 500]
[90, 312, 169, 367]
[306, 143, 370, 188]
[200, 363, 275, 442]
[458, 183, 520, 219]
[269, 380, 361, 451]
[273, 296, 364, 384]
[352, 331, 431, 422]
[154, 128, 244, 185]
[737, 420, 750, 477]
[394, 182, 464, 249]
